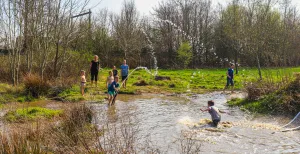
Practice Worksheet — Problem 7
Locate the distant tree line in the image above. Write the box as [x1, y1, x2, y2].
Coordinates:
[1, 0, 300, 85]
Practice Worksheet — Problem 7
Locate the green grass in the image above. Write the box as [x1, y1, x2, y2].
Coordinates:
[1, 67, 300, 104]
[227, 98, 269, 113]
[58, 85, 85, 102]
[228, 94, 284, 114]
[55, 67, 300, 103]
[5, 107, 63, 122]
[58, 85, 105, 102]
[0, 83, 35, 104]
[93, 67, 300, 93]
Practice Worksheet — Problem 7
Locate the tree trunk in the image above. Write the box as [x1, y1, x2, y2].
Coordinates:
[235, 47, 238, 74]
[54, 41, 59, 77]
[256, 54, 262, 80]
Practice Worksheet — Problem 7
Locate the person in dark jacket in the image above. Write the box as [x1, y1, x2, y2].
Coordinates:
[90, 55, 100, 87]
[112, 65, 118, 78]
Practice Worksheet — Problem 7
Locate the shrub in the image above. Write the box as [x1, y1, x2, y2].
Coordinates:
[233, 74, 300, 115]
[23, 74, 51, 98]
[245, 79, 287, 101]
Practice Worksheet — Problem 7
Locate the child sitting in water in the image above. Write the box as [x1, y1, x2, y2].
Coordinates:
[108, 76, 120, 106]
[200, 100, 227, 127]
[80, 70, 86, 96]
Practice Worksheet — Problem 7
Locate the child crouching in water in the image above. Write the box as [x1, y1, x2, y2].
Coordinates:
[108, 76, 120, 106]
[80, 70, 86, 96]
[200, 100, 226, 127]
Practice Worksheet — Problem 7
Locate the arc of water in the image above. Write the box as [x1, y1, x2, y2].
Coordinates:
[281, 112, 300, 128]
[281, 125, 300, 132]
[139, 28, 158, 76]
[151, 17, 194, 44]
[117, 66, 157, 92]
[113, 66, 157, 102]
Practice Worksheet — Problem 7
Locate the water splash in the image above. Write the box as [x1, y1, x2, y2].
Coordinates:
[119, 66, 157, 90]
[117, 26, 159, 90]
[151, 18, 194, 44]
[139, 28, 158, 76]
[178, 116, 195, 126]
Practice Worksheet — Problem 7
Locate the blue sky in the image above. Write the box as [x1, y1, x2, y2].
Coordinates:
[87, 0, 300, 15]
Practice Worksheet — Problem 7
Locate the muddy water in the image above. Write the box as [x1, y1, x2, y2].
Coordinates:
[91, 92, 300, 153]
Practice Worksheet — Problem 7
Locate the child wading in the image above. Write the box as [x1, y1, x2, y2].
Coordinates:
[80, 70, 86, 96]
[224, 63, 235, 93]
[108, 76, 120, 106]
[106, 71, 114, 99]
[201, 100, 226, 127]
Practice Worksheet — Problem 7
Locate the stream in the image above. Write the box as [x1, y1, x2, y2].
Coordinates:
[91, 92, 300, 154]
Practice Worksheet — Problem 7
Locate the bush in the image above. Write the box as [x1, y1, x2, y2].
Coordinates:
[23, 74, 51, 98]
[245, 79, 287, 101]
[232, 74, 300, 115]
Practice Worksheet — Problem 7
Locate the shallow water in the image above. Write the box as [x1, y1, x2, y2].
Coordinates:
[91, 92, 300, 153]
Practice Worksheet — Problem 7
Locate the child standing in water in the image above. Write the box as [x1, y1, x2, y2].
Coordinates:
[108, 76, 120, 106]
[111, 76, 120, 106]
[107, 71, 114, 99]
[200, 100, 227, 127]
[80, 70, 86, 96]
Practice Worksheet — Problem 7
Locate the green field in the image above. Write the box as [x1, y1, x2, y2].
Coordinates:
[93, 67, 300, 94]
[1, 67, 300, 103]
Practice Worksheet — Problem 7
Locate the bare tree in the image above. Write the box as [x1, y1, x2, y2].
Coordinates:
[0, 0, 24, 85]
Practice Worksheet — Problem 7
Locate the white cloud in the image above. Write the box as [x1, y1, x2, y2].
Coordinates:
[88, 0, 300, 15]
[88, 0, 161, 15]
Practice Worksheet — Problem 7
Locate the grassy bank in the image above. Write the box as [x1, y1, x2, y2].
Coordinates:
[0, 83, 35, 104]
[5, 107, 62, 122]
[1, 67, 300, 103]
[228, 74, 300, 116]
